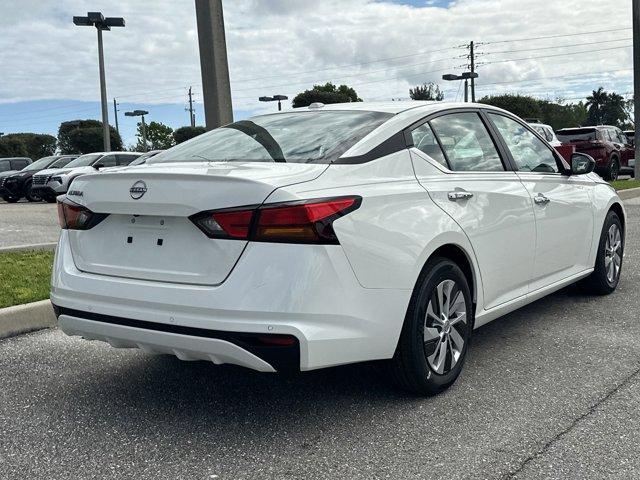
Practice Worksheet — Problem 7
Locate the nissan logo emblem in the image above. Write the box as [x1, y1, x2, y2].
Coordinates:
[130, 180, 147, 200]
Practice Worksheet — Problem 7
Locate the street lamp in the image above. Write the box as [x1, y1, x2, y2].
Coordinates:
[125, 110, 149, 152]
[442, 72, 478, 102]
[259, 95, 289, 111]
[73, 11, 125, 152]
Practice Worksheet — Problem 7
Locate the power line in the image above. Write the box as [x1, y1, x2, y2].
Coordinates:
[481, 44, 632, 66]
[480, 26, 632, 45]
[481, 37, 632, 56]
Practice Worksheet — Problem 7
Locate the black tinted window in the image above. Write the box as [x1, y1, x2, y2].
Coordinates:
[98, 155, 117, 167]
[429, 113, 504, 172]
[11, 160, 29, 170]
[117, 154, 138, 166]
[411, 123, 447, 168]
[149, 111, 392, 164]
[557, 129, 597, 142]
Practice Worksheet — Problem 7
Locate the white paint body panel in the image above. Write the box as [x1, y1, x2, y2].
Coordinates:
[51, 102, 625, 373]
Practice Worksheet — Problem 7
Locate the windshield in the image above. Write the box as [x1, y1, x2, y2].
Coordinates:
[556, 129, 597, 142]
[50, 156, 76, 168]
[148, 111, 393, 164]
[65, 153, 103, 168]
[23, 156, 57, 171]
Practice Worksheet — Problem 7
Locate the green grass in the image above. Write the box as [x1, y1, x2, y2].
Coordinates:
[611, 179, 640, 191]
[0, 251, 54, 309]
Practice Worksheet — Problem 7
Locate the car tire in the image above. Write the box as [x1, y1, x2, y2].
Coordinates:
[44, 195, 57, 204]
[604, 156, 620, 181]
[389, 257, 473, 396]
[25, 181, 41, 202]
[3, 195, 19, 203]
[582, 210, 623, 295]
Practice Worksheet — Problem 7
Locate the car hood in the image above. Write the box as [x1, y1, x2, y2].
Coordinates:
[0, 170, 18, 178]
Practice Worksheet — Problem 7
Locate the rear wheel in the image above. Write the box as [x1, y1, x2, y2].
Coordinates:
[583, 210, 623, 294]
[389, 257, 473, 396]
[604, 156, 620, 181]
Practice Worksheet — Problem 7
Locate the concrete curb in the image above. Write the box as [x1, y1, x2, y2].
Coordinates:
[0, 300, 56, 340]
[618, 187, 640, 201]
[0, 243, 57, 254]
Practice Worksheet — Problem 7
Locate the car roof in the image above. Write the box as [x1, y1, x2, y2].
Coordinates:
[288, 101, 500, 115]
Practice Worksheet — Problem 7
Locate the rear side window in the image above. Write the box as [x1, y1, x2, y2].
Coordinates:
[117, 154, 137, 166]
[11, 159, 29, 170]
[98, 155, 117, 167]
[488, 113, 558, 173]
[429, 113, 504, 172]
[410, 123, 447, 168]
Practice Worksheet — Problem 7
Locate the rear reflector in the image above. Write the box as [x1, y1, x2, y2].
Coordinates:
[190, 196, 361, 244]
[57, 198, 108, 230]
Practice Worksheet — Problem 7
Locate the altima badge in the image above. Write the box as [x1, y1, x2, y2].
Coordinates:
[130, 180, 147, 200]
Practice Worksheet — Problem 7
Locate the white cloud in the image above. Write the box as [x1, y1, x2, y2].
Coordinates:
[0, 0, 633, 113]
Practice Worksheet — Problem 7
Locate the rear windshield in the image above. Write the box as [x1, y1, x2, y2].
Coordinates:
[65, 153, 103, 168]
[148, 111, 393, 164]
[556, 129, 598, 142]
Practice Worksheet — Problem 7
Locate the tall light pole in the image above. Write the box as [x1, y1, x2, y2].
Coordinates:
[73, 12, 125, 152]
[125, 110, 149, 152]
[195, 0, 233, 130]
[634, 0, 640, 179]
[113, 98, 120, 137]
[259, 95, 289, 111]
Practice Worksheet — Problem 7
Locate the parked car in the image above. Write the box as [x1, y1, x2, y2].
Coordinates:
[0, 155, 78, 202]
[556, 126, 634, 180]
[32, 151, 141, 202]
[527, 122, 561, 147]
[53, 102, 625, 396]
[0, 158, 32, 202]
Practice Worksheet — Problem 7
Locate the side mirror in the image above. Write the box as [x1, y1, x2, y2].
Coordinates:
[570, 152, 595, 175]
[93, 163, 104, 170]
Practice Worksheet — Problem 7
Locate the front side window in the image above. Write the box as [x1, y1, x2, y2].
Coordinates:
[12, 160, 29, 170]
[117, 154, 138, 166]
[149, 111, 392, 165]
[65, 153, 103, 168]
[488, 113, 559, 173]
[410, 123, 447, 167]
[0, 161, 10, 172]
[429, 113, 504, 172]
[98, 155, 117, 167]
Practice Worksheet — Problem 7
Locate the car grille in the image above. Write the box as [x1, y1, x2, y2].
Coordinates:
[32, 175, 48, 186]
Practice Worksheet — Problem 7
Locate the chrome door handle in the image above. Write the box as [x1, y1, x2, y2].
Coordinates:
[534, 194, 550, 205]
[448, 191, 474, 201]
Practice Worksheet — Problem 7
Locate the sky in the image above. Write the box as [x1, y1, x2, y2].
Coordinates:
[0, 0, 633, 147]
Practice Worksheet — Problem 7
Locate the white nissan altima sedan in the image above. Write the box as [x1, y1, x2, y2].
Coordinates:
[52, 102, 625, 395]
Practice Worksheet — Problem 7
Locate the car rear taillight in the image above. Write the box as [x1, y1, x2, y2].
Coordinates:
[190, 196, 361, 244]
[57, 198, 108, 230]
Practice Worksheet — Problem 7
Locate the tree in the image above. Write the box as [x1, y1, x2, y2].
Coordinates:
[0, 133, 56, 159]
[173, 126, 207, 144]
[292, 82, 362, 108]
[0, 137, 29, 157]
[57, 120, 123, 154]
[135, 121, 174, 151]
[409, 82, 444, 101]
[586, 88, 627, 127]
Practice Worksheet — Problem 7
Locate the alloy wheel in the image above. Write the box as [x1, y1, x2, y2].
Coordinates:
[604, 223, 622, 284]
[423, 279, 468, 375]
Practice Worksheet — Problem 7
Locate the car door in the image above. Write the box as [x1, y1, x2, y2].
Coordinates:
[485, 111, 594, 292]
[410, 110, 536, 310]
[613, 128, 633, 168]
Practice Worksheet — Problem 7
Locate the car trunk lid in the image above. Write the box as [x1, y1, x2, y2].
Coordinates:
[66, 162, 328, 286]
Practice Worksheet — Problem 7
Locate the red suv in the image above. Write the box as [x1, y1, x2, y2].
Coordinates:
[556, 126, 634, 180]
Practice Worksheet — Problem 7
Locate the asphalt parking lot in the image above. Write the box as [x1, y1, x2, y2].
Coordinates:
[0, 199, 639, 479]
[0, 202, 59, 249]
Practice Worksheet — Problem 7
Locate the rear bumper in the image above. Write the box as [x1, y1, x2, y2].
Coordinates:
[51, 230, 411, 372]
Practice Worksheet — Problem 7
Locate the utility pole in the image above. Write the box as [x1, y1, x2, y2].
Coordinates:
[73, 12, 125, 152]
[195, 0, 233, 130]
[634, 0, 640, 179]
[188, 87, 195, 127]
[469, 41, 476, 103]
[113, 98, 119, 136]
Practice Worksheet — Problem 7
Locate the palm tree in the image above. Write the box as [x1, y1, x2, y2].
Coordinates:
[586, 87, 608, 125]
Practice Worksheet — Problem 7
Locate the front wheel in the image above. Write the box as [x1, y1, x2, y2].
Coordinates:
[389, 257, 473, 396]
[25, 181, 41, 202]
[582, 210, 623, 294]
